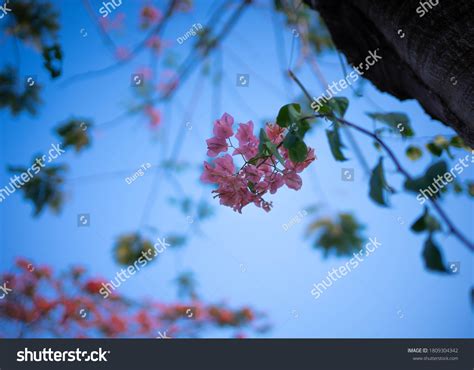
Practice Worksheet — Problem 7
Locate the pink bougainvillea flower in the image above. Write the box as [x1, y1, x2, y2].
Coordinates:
[206, 136, 228, 157]
[215, 176, 250, 213]
[284, 148, 316, 173]
[242, 164, 263, 183]
[265, 123, 285, 144]
[233, 121, 259, 160]
[282, 170, 302, 190]
[201, 154, 235, 183]
[256, 172, 285, 194]
[213, 113, 234, 139]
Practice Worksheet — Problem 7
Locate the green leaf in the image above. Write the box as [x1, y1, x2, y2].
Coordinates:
[406, 145, 422, 160]
[426, 136, 451, 157]
[411, 207, 441, 233]
[367, 112, 414, 138]
[369, 157, 393, 206]
[404, 161, 448, 196]
[306, 213, 365, 257]
[318, 97, 349, 119]
[426, 143, 443, 156]
[276, 103, 301, 128]
[283, 132, 308, 163]
[422, 235, 448, 273]
[329, 97, 349, 118]
[295, 118, 311, 139]
[268, 142, 285, 165]
[259, 128, 285, 165]
[283, 131, 297, 149]
[258, 128, 270, 155]
[289, 138, 308, 163]
[449, 136, 465, 149]
[326, 125, 347, 161]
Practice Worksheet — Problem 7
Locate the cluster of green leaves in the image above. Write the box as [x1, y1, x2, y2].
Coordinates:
[6, 0, 59, 48]
[0, 1, 61, 115]
[9, 160, 67, 215]
[411, 207, 447, 272]
[0, 66, 42, 115]
[248, 102, 312, 168]
[320, 97, 350, 161]
[306, 213, 365, 257]
[426, 135, 466, 158]
[56, 119, 93, 153]
[275, 103, 311, 163]
[367, 112, 414, 138]
[113, 233, 156, 266]
[291, 96, 472, 274]
[405, 136, 468, 162]
[8, 0, 62, 78]
[405, 136, 473, 196]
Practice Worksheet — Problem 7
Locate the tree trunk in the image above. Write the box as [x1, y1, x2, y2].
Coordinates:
[304, 0, 474, 146]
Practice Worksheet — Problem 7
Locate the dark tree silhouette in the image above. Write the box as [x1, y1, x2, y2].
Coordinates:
[304, 0, 474, 145]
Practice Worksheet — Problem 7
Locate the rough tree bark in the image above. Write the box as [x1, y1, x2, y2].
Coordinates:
[304, 0, 474, 146]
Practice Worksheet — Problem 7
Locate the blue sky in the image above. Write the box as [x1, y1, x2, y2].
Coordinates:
[0, 0, 472, 338]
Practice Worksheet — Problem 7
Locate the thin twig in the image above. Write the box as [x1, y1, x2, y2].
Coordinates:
[61, 0, 178, 86]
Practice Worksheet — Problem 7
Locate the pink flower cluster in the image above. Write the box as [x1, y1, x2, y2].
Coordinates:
[201, 113, 316, 213]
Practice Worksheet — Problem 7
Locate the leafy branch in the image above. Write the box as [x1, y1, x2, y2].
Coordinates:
[288, 69, 474, 253]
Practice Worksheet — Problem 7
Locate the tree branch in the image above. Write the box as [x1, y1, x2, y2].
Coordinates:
[288, 69, 474, 252]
